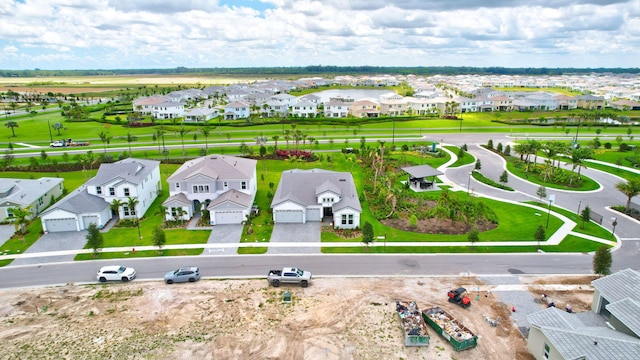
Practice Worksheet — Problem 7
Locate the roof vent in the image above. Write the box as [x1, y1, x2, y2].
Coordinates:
[593, 341, 597, 345]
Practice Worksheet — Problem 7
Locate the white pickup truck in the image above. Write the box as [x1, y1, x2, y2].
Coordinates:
[267, 267, 312, 288]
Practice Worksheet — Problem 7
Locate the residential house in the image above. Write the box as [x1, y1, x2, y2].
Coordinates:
[184, 107, 220, 123]
[163, 155, 257, 225]
[270, 93, 298, 108]
[553, 95, 578, 110]
[291, 100, 318, 118]
[152, 101, 185, 119]
[526, 269, 640, 360]
[490, 95, 514, 111]
[349, 100, 380, 118]
[576, 95, 606, 110]
[224, 101, 251, 120]
[271, 169, 361, 229]
[264, 100, 289, 117]
[132, 95, 169, 114]
[324, 101, 350, 118]
[40, 158, 161, 232]
[0, 177, 64, 222]
[610, 99, 640, 111]
[379, 99, 408, 116]
[298, 94, 321, 105]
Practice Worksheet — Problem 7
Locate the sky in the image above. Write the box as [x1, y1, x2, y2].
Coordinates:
[1, 0, 639, 70]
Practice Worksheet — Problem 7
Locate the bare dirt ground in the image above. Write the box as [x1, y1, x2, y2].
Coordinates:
[0, 277, 593, 360]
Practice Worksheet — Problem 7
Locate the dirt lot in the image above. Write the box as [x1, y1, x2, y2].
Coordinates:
[0, 277, 593, 360]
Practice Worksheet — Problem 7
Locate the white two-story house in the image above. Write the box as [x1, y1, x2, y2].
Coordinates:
[163, 155, 257, 225]
[224, 101, 251, 120]
[40, 158, 161, 232]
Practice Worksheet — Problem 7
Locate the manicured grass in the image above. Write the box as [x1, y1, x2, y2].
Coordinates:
[541, 235, 610, 253]
[525, 201, 616, 241]
[585, 161, 640, 183]
[0, 220, 43, 256]
[472, 170, 515, 191]
[74, 248, 203, 260]
[505, 157, 600, 191]
[445, 145, 475, 167]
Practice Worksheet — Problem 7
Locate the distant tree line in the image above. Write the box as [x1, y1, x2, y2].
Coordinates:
[1, 66, 640, 78]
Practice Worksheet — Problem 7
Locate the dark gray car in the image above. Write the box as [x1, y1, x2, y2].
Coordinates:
[164, 266, 201, 284]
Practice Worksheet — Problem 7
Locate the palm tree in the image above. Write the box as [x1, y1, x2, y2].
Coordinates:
[568, 148, 591, 184]
[271, 135, 280, 151]
[5, 121, 18, 137]
[53, 122, 64, 136]
[616, 179, 640, 212]
[126, 197, 139, 219]
[200, 125, 211, 152]
[10, 206, 32, 235]
[126, 132, 137, 157]
[98, 130, 110, 154]
[179, 126, 189, 156]
[110, 199, 123, 218]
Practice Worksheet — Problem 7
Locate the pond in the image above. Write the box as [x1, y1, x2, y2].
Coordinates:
[313, 89, 395, 103]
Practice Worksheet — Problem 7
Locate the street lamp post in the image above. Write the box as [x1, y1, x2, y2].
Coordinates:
[611, 217, 618, 235]
[546, 199, 552, 229]
[467, 172, 472, 195]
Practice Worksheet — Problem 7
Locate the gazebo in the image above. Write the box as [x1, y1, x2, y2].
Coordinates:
[402, 164, 443, 192]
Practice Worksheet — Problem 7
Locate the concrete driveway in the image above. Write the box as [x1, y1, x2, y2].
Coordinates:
[203, 225, 243, 255]
[9, 231, 88, 266]
[268, 222, 321, 254]
[0, 225, 15, 248]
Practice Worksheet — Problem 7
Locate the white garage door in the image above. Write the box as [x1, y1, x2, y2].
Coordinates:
[214, 210, 244, 225]
[45, 218, 77, 232]
[306, 208, 321, 222]
[82, 215, 99, 229]
[274, 210, 304, 223]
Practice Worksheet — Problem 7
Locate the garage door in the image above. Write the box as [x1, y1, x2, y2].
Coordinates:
[306, 208, 321, 221]
[45, 218, 77, 232]
[82, 215, 99, 229]
[214, 210, 244, 225]
[274, 210, 304, 223]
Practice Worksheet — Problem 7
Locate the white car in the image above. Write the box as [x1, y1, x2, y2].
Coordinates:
[96, 265, 136, 282]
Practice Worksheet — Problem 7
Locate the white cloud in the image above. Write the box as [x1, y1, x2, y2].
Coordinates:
[0, 0, 638, 69]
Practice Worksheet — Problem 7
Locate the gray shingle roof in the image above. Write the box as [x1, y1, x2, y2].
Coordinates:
[42, 186, 108, 215]
[162, 192, 190, 207]
[208, 189, 252, 209]
[0, 177, 63, 207]
[592, 268, 640, 304]
[271, 169, 361, 212]
[606, 298, 640, 336]
[167, 155, 256, 182]
[528, 307, 640, 360]
[86, 158, 160, 187]
[402, 165, 443, 178]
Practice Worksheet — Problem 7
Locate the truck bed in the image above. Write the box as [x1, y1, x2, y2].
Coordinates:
[268, 270, 282, 277]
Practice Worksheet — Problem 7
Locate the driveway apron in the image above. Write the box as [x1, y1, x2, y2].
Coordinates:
[9, 231, 88, 266]
[268, 223, 321, 254]
[203, 224, 243, 255]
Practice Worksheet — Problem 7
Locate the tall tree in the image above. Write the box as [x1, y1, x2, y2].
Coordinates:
[200, 125, 211, 152]
[580, 205, 591, 229]
[152, 226, 166, 253]
[362, 221, 374, 247]
[98, 130, 110, 154]
[593, 246, 612, 277]
[85, 223, 104, 257]
[52, 122, 64, 136]
[536, 186, 547, 203]
[5, 121, 18, 137]
[10, 206, 32, 235]
[179, 126, 189, 156]
[126, 132, 137, 157]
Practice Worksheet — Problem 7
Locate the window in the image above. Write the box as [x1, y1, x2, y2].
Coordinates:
[241, 181, 247, 190]
[109, 187, 115, 196]
[223, 181, 228, 189]
[38, 197, 43, 206]
[176, 183, 180, 189]
[123, 206, 131, 216]
[341, 214, 347, 225]
[6, 208, 14, 218]
[124, 188, 130, 196]
[543, 343, 550, 359]
[96, 186, 102, 195]
[348, 214, 354, 225]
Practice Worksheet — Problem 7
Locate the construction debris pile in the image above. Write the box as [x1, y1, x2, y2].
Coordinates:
[424, 307, 475, 340]
[397, 301, 428, 336]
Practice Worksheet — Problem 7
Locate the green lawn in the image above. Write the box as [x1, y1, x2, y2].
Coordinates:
[525, 201, 616, 241]
[75, 248, 203, 260]
[445, 145, 475, 167]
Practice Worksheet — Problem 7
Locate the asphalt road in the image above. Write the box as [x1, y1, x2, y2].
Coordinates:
[0, 252, 607, 290]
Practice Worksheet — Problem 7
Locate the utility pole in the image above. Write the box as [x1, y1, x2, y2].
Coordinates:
[47, 119, 53, 143]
